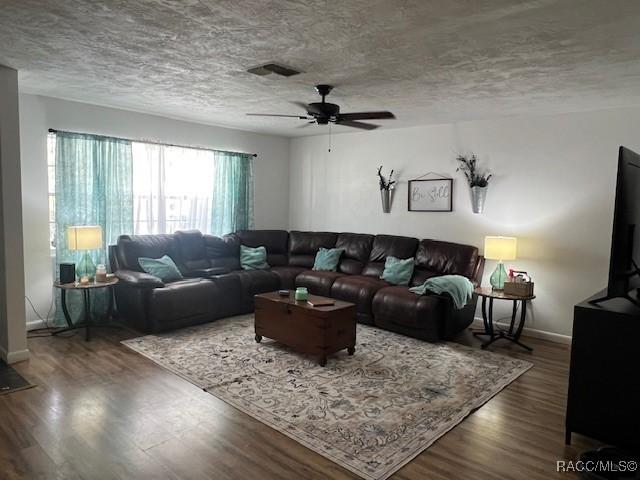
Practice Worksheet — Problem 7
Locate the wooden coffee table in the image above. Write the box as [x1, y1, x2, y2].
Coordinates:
[254, 291, 357, 366]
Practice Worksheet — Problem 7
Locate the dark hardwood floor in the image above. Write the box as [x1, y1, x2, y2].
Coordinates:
[1, 323, 599, 479]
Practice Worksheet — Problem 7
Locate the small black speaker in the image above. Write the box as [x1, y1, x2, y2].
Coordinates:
[60, 263, 76, 284]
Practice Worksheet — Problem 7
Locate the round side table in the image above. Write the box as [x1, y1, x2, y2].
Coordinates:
[472, 286, 535, 352]
[53, 277, 119, 341]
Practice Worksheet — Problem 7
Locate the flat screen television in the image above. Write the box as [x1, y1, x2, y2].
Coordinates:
[591, 146, 640, 306]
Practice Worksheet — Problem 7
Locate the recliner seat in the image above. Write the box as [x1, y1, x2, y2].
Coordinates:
[372, 239, 484, 340]
[330, 234, 419, 324]
[296, 232, 373, 296]
[290, 230, 341, 296]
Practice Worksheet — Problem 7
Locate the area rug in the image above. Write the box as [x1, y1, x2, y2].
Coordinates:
[122, 315, 532, 480]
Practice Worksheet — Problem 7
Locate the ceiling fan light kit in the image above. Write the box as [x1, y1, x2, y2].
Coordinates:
[247, 84, 396, 130]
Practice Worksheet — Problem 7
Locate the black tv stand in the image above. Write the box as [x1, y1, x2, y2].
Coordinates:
[566, 290, 640, 453]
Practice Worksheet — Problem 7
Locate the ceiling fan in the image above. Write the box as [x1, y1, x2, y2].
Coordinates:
[247, 84, 395, 130]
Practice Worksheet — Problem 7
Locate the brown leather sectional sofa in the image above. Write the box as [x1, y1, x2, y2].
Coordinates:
[109, 229, 484, 341]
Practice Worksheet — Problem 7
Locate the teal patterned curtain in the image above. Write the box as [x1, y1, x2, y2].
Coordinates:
[211, 151, 254, 236]
[54, 131, 133, 325]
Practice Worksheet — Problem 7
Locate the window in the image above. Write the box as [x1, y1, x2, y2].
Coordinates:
[131, 142, 216, 234]
[47, 133, 253, 241]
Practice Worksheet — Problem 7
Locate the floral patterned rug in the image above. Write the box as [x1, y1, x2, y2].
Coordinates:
[122, 314, 532, 480]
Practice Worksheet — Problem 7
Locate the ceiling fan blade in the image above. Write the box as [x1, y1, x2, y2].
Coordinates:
[338, 111, 395, 121]
[297, 121, 316, 128]
[336, 120, 379, 130]
[246, 113, 309, 119]
[292, 101, 323, 116]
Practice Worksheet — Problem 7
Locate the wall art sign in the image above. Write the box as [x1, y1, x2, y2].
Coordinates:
[408, 178, 453, 212]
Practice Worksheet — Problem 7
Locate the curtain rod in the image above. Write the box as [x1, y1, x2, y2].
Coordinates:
[47, 128, 258, 157]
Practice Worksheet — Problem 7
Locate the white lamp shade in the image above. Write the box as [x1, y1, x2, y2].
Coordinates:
[484, 236, 517, 261]
[67, 225, 103, 251]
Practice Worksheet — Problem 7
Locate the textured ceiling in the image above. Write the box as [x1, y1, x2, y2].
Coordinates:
[2, 0, 640, 137]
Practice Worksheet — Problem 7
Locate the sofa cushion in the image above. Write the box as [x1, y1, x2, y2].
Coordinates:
[269, 266, 306, 290]
[207, 273, 244, 317]
[361, 235, 419, 278]
[288, 231, 338, 268]
[380, 256, 415, 285]
[174, 230, 209, 271]
[331, 275, 391, 324]
[206, 234, 241, 271]
[409, 269, 442, 287]
[147, 278, 218, 325]
[414, 239, 479, 280]
[138, 255, 184, 282]
[335, 233, 374, 275]
[240, 245, 270, 270]
[117, 234, 178, 272]
[312, 247, 344, 271]
[371, 286, 445, 341]
[233, 269, 280, 299]
[235, 230, 289, 266]
[296, 270, 346, 297]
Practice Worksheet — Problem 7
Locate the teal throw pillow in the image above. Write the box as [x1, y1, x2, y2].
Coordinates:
[312, 248, 344, 271]
[380, 256, 415, 285]
[240, 244, 270, 270]
[138, 255, 184, 282]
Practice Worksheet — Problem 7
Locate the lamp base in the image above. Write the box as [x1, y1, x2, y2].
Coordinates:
[77, 252, 96, 280]
[490, 262, 508, 290]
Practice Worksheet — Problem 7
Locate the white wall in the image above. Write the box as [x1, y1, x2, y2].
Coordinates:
[289, 107, 640, 337]
[20, 94, 290, 326]
[0, 66, 28, 362]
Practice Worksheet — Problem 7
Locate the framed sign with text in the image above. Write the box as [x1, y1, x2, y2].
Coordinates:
[408, 178, 453, 212]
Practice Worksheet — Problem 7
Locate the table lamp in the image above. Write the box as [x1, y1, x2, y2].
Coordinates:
[67, 225, 103, 280]
[484, 236, 517, 290]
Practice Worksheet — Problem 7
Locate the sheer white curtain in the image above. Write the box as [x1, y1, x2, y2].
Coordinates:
[132, 142, 216, 234]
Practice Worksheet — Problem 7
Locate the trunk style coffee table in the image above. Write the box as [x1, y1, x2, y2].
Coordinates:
[254, 291, 357, 366]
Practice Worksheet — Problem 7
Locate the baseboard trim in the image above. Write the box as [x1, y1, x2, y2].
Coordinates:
[472, 317, 572, 345]
[0, 346, 30, 364]
[26, 319, 47, 331]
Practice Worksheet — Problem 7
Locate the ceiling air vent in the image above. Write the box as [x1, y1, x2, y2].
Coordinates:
[247, 63, 301, 78]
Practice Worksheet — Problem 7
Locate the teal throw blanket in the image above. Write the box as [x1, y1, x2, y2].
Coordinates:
[409, 275, 474, 309]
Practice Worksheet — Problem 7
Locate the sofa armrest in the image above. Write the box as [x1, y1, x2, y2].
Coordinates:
[183, 267, 231, 278]
[115, 269, 165, 288]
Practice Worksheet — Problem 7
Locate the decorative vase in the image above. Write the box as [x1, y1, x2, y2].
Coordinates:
[380, 189, 391, 213]
[77, 252, 96, 280]
[490, 262, 508, 290]
[470, 186, 488, 214]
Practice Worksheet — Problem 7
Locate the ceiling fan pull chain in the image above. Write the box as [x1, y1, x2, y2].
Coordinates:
[328, 124, 332, 152]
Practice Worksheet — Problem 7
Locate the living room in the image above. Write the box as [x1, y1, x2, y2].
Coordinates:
[1, 1, 639, 479]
